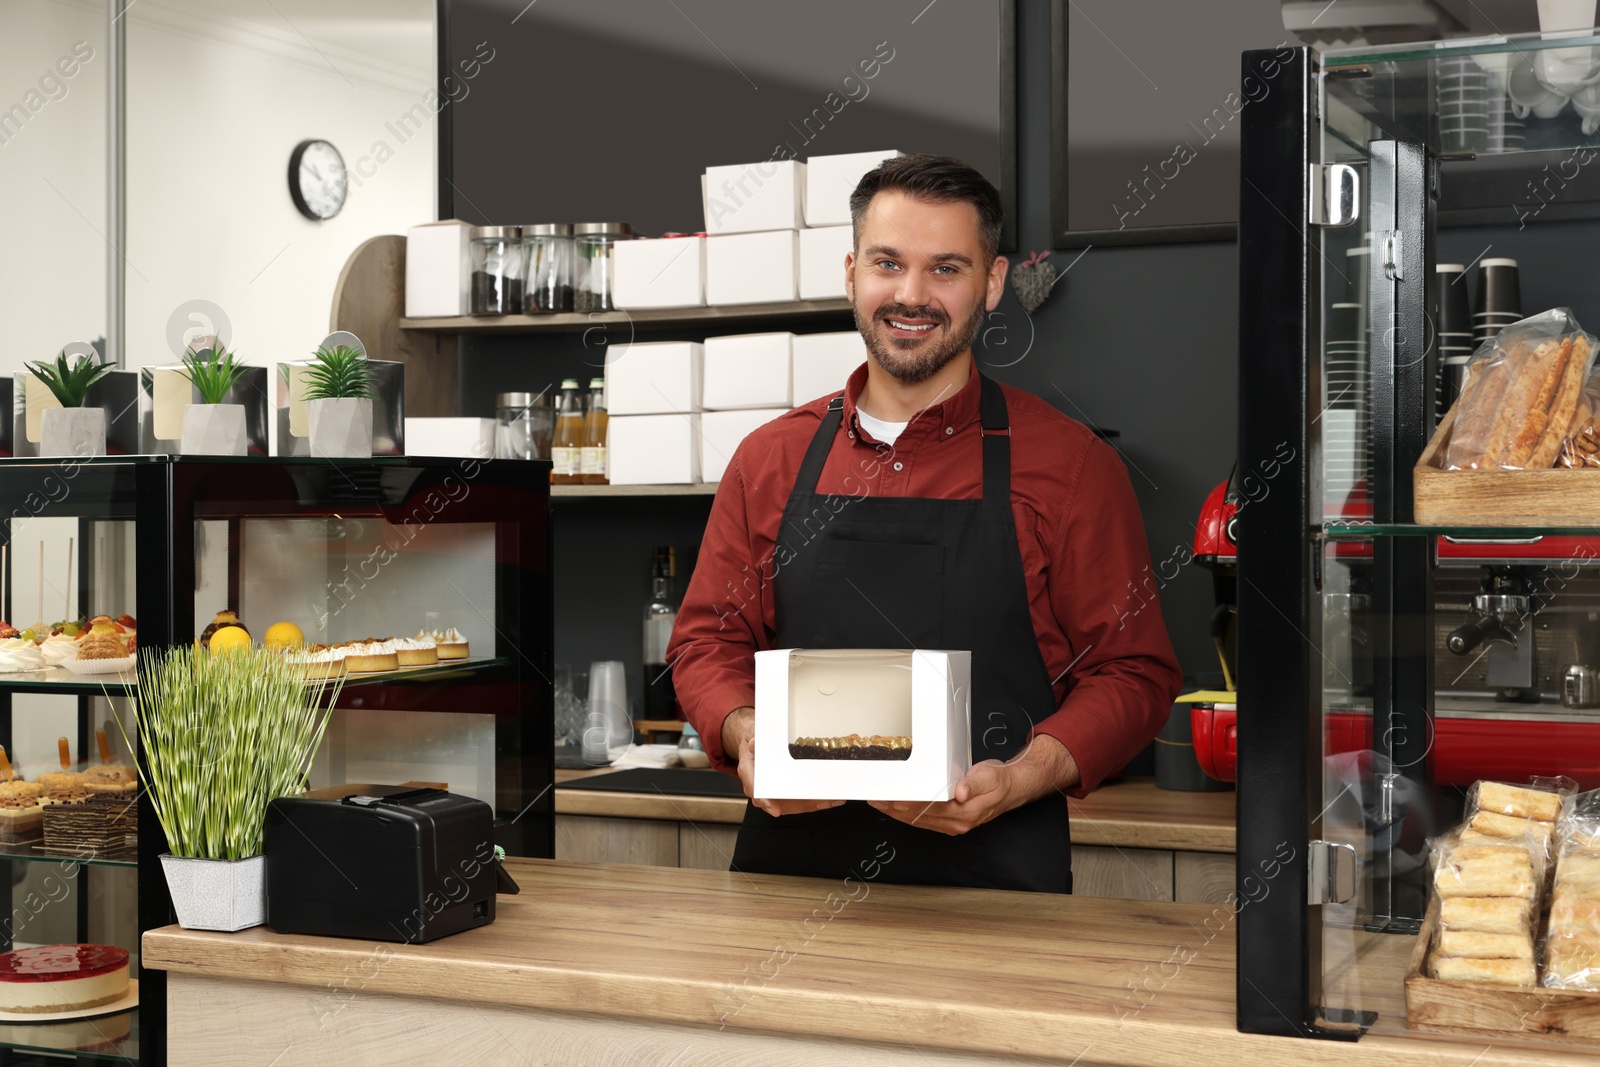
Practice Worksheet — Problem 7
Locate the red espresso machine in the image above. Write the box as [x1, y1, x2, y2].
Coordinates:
[1188, 474, 1600, 789]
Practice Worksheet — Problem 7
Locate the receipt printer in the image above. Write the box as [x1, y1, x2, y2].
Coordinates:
[265, 785, 498, 943]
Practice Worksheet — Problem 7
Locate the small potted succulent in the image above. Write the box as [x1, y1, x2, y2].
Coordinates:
[122, 644, 340, 931]
[177, 342, 250, 456]
[27, 349, 115, 457]
[302, 344, 375, 458]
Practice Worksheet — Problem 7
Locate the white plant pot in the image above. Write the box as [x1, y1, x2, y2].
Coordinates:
[39, 406, 106, 458]
[180, 403, 248, 456]
[307, 397, 373, 459]
[160, 853, 266, 931]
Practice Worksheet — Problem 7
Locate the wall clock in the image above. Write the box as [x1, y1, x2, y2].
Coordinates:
[289, 139, 347, 220]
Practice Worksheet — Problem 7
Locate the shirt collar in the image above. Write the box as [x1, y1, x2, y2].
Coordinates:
[841, 360, 983, 442]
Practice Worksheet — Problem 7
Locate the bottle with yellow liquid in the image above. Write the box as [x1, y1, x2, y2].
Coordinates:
[579, 377, 608, 484]
[551, 378, 585, 484]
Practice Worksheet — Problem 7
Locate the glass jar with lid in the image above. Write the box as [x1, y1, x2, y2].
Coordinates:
[469, 225, 526, 316]
[523, 224, 574, 314]
[495, 390, 555, 460]
[573, 222, 634, 312]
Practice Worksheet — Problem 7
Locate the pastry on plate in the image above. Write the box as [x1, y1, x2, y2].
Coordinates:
[74, 617, 129, 661]
[342, 640, 398, 673]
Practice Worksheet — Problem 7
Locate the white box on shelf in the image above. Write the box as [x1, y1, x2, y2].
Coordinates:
[405, 220, 473, 318]
[804, 149, 901, 227]
[702, 159, 805, 234]
[404, 417, 496, 459]
[754, 648, 971, 801]
[605, 341, 703, 415]
[608, 413, 701, 485]
[798, 225, 853, 300]
[699, 408, 788, 483]
[705, 231, 799, 306]
[791, 331, 866, 405]
[702, 333, 792, 410]
[613, 236, 706, 309]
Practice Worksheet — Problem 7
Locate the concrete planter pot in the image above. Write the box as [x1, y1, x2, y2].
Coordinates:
[307, 397, 373, 459]
[180, 403, 248, 456]
[39, 406, 106, 458]
[159, 853, 266, 931]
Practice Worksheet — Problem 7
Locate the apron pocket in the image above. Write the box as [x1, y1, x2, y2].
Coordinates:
[812, 541, 944, 648]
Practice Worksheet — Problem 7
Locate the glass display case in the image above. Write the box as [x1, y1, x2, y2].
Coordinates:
[1238, 35, 1600, 1051]
[0, 455, 552, 1066]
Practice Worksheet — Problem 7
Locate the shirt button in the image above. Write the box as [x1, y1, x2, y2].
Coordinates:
[945, 427, 954, 436]
[893, 461, 904, 472]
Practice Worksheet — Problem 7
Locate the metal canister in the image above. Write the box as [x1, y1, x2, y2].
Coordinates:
[1562, 664, 1599, 708]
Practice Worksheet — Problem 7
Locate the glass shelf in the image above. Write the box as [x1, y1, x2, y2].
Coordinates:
[398, 297, 853, 334]
[0, 1006, 138, 1063]
[1324, 522, 1600, 538]
[0, 840, 136, 869]
[0, 656, 507, 695]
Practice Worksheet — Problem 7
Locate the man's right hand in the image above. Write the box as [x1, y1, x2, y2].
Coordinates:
[723, 706, 845, 817]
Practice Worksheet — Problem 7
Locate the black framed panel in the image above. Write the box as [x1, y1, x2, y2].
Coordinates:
[1050, 0, 1290, 247]
[436, 0, 1018, 253]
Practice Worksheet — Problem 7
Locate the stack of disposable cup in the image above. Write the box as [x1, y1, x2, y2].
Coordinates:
[582, 660, 632, 764]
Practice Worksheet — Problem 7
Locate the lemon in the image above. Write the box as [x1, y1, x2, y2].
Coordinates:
[208, 626, 252, 654]
[263, 621, 304, 650]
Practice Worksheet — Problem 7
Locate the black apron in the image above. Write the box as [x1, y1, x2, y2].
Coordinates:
[730, 375, 1073, 893]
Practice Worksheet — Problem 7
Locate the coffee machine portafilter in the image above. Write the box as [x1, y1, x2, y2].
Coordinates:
[1445, 567, 1541, 702]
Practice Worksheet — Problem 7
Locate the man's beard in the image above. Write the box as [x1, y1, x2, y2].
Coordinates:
[855, 298, 987, 385]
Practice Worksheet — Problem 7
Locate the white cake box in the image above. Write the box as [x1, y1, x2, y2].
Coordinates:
[613, 236, 706, 309]
[791, 331, 867, 405]
[608, 413, 700, 484]
[605, 341, 703, 415]
[702, 159, 805, 234]
[798, 224, 853, 300]
[804, 150, 901, 227]
[702, 333, 792, 410]
[755, 648, 972, 802]
[699, 408, 787, 483]
[705, 231, 799, 306]
[405, 220, 472, 318]
[404, 417, 495, 459]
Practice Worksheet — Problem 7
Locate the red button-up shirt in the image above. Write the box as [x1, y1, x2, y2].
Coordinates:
[666, 363, 1183, 795]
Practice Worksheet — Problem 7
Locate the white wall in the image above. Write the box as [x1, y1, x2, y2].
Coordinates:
[0, 2, 108, 368]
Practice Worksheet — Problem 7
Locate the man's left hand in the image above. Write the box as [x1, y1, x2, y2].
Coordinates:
[867, 735, 1081, 837]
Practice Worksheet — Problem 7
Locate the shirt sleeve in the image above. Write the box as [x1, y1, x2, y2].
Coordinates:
[666, 448, 768, 773]
[1031, 440, 1184, 796]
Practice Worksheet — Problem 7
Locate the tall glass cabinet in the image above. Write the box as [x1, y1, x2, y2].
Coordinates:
[1239, 35, 1600, 1051]
[0, 455, 553, 1065]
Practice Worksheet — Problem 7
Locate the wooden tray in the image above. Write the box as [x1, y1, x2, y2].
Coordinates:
[1406, 898, 1600, 1044]
[1414, 400, 1600, 526]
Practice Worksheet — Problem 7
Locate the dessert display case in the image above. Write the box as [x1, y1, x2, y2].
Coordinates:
[0, 455, 552, 1065]
[1238, 37, 1600, 1051]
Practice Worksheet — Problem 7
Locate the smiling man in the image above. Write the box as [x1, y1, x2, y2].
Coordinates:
[666, 153, 1181, 893]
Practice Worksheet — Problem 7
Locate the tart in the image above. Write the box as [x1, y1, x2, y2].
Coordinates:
[343, 640, 398, 673]
[0, 945, 129, 1013]
[393, 633, 438, 667]
[287, 644, 347, 679]
[788, 734, 914, 761]
[433, 627, 469, 661]
[0, 782, 43, 843]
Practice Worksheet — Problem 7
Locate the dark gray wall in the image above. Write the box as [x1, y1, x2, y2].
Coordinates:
[458, 0, 1243, 702]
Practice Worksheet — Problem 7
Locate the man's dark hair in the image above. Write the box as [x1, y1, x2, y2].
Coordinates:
[849, 153, 1004, 264]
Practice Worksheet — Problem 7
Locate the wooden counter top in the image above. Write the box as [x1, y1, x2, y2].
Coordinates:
[555, 772, 1237, 852]
[145, 859, 1591, 1066]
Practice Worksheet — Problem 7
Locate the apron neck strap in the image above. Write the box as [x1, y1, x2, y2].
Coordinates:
[790, 379, 1012, 508]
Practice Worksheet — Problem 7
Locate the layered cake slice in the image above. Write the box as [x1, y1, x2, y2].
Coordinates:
[788, 734, 913, 761]
[0, 945, 128, 1013]
[0, 782, 43, 843]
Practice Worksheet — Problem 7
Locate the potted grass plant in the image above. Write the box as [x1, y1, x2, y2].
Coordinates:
[177, 342, 250, 456]
[303, 344, 376, 458]
[26, 349, 115, 457]
[122, 643, 341, 931]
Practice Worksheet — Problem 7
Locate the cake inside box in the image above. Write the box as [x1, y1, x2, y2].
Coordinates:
[785, 649, 914, 760]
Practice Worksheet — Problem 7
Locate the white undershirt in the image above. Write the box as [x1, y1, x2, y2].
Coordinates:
[855, 409, 910, 446]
